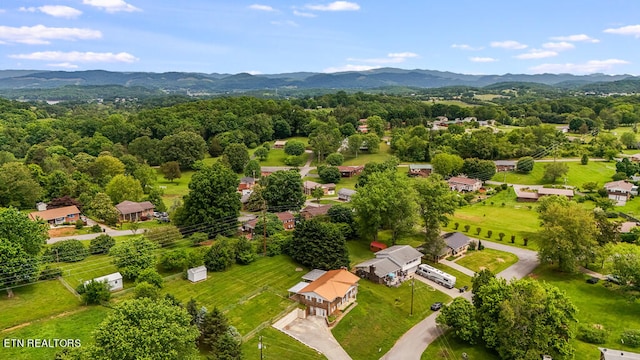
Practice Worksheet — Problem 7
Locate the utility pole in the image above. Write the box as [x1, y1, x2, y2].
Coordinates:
[410, 278, 415, 316]
[258, 336, 264, 360]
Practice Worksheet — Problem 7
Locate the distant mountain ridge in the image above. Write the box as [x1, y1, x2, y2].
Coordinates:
[0, 68, 637, 94]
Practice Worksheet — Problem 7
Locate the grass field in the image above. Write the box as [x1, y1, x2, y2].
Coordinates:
[58, 253, 123, 289]
[490, 161, 616, 188]
[333, 280, 451, 359]
[427, 262, 473, 289]
[0, 306, 111, 360]
[531, 265, 640, 359]
[242, 327, 326, 360]
[161, 255, 306, 337]
[342, 142, 394, 166]
[454, 248, 518, 274]
[158, 169, 194, 207]
[0, 280, 80, 330]
[446, 188, 542, 250]
[421, 332, 500, 360]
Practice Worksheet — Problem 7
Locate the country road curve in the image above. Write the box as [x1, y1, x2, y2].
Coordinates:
[380, 238, 538, 360]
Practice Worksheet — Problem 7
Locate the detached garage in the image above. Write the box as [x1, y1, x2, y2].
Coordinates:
[187, 266, 207, 283]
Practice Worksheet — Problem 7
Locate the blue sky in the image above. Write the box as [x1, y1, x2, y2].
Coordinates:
[2, 0, 640, 75]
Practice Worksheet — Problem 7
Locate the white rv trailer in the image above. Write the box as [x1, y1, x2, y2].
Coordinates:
[416, 264, 456, 289]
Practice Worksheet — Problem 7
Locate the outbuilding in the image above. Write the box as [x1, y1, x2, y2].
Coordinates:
[85, 272, 123, 292]
[187, 265, 207, 283]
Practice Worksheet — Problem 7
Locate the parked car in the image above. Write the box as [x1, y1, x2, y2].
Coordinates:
[605, 274, 621, 284]
[586, 277, 599, 284]
[157, 216, 170, 223]
[430, 302, 443, 311]
[459, 285, 468, 292]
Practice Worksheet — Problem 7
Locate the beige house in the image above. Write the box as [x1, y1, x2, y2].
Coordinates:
[448, 176, 482, 192]
[288, 269, 359, 318]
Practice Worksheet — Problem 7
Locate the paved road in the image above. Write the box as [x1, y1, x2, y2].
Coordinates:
[381, 239, 538, 360]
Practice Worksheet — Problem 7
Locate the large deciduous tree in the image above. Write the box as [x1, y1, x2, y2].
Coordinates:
[87, 192, 119, 226]
[432, 153, 464, 178]
[436, 297, 480, 344]
[110, 236, 158, 280]
[461, 158, 496, 181]
[516, 156, 534, 173]
[290, 219, 349, 270]
[543, 162, 569, 183]
[537, 197, 597, 272]
[222, 143, 250, 173]
[352, 170, 416, 243]
[0, 162, 43, 209]
[414, 174, 459, 259]
[160, 161, 182, 182]
[0, 207, 49, 256]
[105, 175, 144, 205]
[161, 131, 207, 169]
[86, 298, 199, 360]
[174, 163, 240, 238]
[284, 140, 306, 156]
[261, 170, 305, 211]
[243, 159, 261, 178]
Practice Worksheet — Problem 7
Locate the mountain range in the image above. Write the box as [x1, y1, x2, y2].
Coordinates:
[0, 68, 638, 96]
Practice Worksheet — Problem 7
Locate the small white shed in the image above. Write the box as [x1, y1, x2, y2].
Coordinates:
[187, 266, 207, 283]
[85, 272, 123, 292]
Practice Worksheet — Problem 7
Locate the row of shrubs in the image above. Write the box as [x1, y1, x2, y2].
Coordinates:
[577, 324, 640, 347]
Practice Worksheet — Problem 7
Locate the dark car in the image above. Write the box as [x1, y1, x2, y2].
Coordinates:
[606, 274, 621, 284]
[430, 302, 443, 311]
[459, 285, 468, 292]
[586, 277, 599, 284]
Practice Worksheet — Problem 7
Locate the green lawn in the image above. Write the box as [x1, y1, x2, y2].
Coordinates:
[0, 280, 80, 330]
[158, 169, 195, 207]
[454, 248, 518, 274]
[490, 161, 616, 188]
[242, 327, 326, 360]
[421, 332, 500, 360]
[332, 280, 451, 359]
[427, 262, 473, 289]
[0, 306, 111, 360]
[447, 188, 542, 250]
[531, 265, 640, 359]
[259, 149, 309, 166]
[57, 253, 123, 289]
[161, 255, 306, 337]
[342, 142, 395, 166]
[346, 239, 375, 268]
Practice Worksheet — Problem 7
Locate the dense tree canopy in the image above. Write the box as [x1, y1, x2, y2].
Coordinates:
[261, 170, 305, 211]
[86, 298, 200, 360]
[175, 163, 240, 238]
[290, 219, 349, 270]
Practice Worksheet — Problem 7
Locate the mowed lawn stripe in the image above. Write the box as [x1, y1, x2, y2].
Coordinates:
[454, 248, 518, 274]
[0, 281, 80, 330]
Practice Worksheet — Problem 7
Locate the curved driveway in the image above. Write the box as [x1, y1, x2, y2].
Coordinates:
[381, 239, 538, 360]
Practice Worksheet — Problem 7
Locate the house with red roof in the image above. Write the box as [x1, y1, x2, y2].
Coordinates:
[29, 205, 81, 226]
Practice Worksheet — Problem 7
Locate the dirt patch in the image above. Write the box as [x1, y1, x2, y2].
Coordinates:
[48, 227, 76, 237]
[593, 324, 604, 330]
[528, 273, 539, 279]
[496, 258, 505, 263]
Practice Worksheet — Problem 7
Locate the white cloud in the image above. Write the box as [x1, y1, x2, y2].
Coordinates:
[0, 25, 101, 45]
[514, 49, 558, 60]
[490, 40, 528, 50]
[306, 1, 360, 11]
[604, 25, 640, 38]
[20, 5, 82, 18]
[10, 51, 139, 63]
[48, 62, 79, 69]
[249, 4, 275, 11]
[542, 41, 575, 51]
[270, 20, 298, 27]
[550, 34, 599, 43]
[529, 59, 629, 74]
[451, 44, 483, 51]
[346, 52, 418, 64]
[323, 64, 378, 73]
[82, 0, 140, 13]
[293, 10, 316, 17]
[469, 57, 498, 63]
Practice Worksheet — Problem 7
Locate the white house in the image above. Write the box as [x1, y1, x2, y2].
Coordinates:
[604, 180, 637, 206]
[85, 272, 123, 292]
[187, 266, 207, 283]
[338, 188, 356, 202]
[373, 245, 423, 274]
